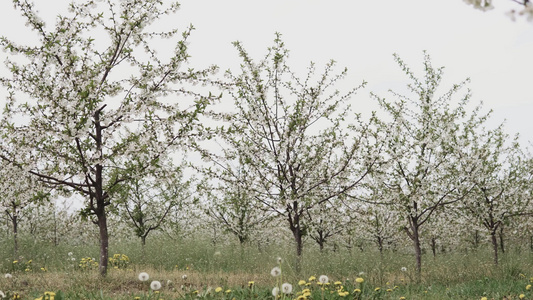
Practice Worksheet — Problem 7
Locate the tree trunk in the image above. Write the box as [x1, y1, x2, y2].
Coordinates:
[491, 230, 499, 265]
[413, 225, 422, 277]
[431, 237, 437, 258]
[12, 213, 18, 258]
[97, 210, 109, 276]
[377, 236, 383, 254]
[292, 225, 303, 273]
[499, 226, 505, 254]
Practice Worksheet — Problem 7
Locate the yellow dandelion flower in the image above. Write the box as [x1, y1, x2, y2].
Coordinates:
[375, 287, 381, 292]
[387, 289, 393, 292]
[309, 276, 316, 282]
[480, 297, 487, 300]
[298, 280, 306, 286]
[400, 297, 406, 300]
[215, 287, 223, 293]
[334, 281, 342, 285]
[527, 284, 532, 291]
[355, 277, 364, 283]
[248, 281, 254, 288]
[519, 294, 525, 299]
[353, 289, 361, 293]
[225, 289, 231, 293]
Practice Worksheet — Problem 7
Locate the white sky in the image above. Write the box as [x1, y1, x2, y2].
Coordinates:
[1, 0, 532, 145]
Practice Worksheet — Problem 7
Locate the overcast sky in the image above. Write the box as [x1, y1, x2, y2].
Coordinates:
[1, 0, 532, 145]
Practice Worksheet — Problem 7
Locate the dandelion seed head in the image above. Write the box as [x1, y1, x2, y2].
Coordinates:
[272, 287, 279, 297]
[150, 280, 162, 291]
[271, 266, 281, 277]
[319, 275, 329, 284]
[138, 272, 149, 281]
[281, 283, 293, 294]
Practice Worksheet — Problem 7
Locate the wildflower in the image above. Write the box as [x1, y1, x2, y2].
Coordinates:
[182, 274, 187, 280]
[272, 287, 279, 297]
[297, 296, 306, 300]
[68, 252, 73, 256]
[215, 287, 223, 293]
[338, 291, 349, 297]
[134, 297, 140, 300]
[138, 272, 149, 281]
[4, 274, 12, 279]
[12, 293, 20, 299]
[480, 297, 487, 300]
[519, 294, 525, 299]
[44, 292, 55, 297]
[271, 267, 281, 277]
[387, 289, 393, 292]
[400, 297, 406, 300]
[277, 257, 282, 264]
[401, 267, 407, 272]
[334, 281, 342, 285]
[353, 289, 361, 293]
[150, 280, 162, 291]
[281, 283, 292, 294]
[0, 291, 4, 298]
[248, 281, 254, 288]
[225, 289, 231, 293]
[375, 287, 381, 291]
[298, 280, 306, 286]
[527, 284, 532, 291]
[41, 267, 47, 272]
[319, 275, 329, 284]
[13, 260, 18, 264]
[355, 277, 364, 283]
[309, 275, 316, 282]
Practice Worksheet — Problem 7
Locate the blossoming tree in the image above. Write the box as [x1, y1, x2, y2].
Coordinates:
[370, 52, 487, 276]
[0, 0, 218, 275]
[115, 161, 191, 251]
[458, 125, 530, 265]
[213, 34, 380, 268]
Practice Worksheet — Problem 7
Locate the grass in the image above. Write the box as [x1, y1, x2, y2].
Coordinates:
[1, 235, 533, 299]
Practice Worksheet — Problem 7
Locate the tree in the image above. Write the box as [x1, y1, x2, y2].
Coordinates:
[458, 126, 530, 265]
[0, 0, 218, 276]
[116, 162, 191, 251]
[0, 153, 49, 258]
[214, 34, 378, 269]
[201, 163, 272, 247]
[463, 0, 533, 21]
[370, 52, 485, 276]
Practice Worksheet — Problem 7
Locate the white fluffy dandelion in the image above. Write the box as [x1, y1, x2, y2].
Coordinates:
[270, 266, 281, 277]
[401, 267, 407, 272]
[150, 280, 162, 291]
[4, 274, 12, 279]
[0, 290, 5, 297]
[138, 272, 149, 281]
[319, 275, 329, 284]
[182, 274, 188, 280]
[272, 287, 279, 297]
[277, 257, 282, 264]
[281, 283, 292, 294]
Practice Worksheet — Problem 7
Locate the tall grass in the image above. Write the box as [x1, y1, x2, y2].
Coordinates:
[1, 234, 533, 299]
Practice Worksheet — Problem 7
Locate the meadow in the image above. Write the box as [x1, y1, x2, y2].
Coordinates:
[1, 236, 533, 300]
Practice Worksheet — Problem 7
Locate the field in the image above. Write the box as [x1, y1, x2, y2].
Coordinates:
[1, 237, 533, 300]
